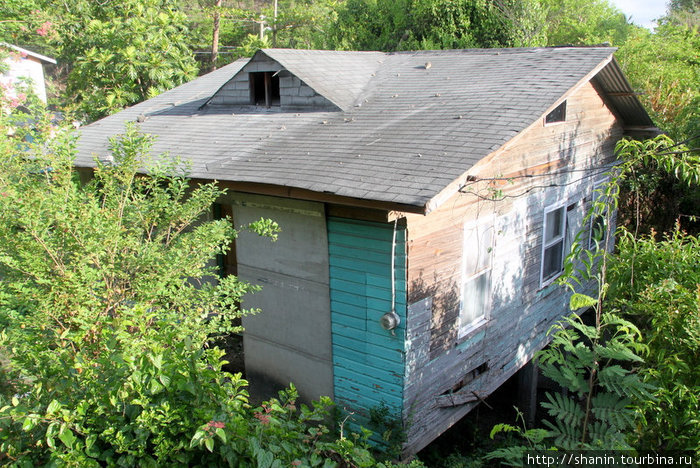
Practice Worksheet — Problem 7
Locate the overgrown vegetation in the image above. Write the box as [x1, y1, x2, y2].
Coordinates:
[608, 229, 700, 452]
[0, 93, 421, 465]
[487, 135, 699, 465]
[3, 0, 696, 135]
[2, 0, 698, 464]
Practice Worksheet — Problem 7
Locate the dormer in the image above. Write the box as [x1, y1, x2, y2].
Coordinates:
[204, 49, 384, 112]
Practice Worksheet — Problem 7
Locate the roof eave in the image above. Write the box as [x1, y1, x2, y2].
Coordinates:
[593, 57, 655, 128]
[194, 178, 427, 215]
[0, 43, 56, 64]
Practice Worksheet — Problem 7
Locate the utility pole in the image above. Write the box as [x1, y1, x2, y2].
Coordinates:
[272, 0, 278, 47]
[210, 0, 223, 72]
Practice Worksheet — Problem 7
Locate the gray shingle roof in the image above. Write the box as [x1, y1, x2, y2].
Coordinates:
[75, 47, 650, 212]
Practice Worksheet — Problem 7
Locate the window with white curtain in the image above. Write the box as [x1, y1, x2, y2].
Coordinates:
[540, 201, 567, 286]
[460, 216, 494, 336]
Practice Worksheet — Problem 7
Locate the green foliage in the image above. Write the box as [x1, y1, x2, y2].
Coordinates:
[178, 0, 338, 64]
[539, 0, 632, 46]
[666, 0, 700, 29]
[0, 117, 247, 465]
[614, 135, 699, 234]
[55, 0, 199, 121]
[0, 101, 406, 466]
[368, 403, 407, 459]
[266, 0, 340, 49]
[327, 0, 545, 51]
[536, 313, 652, 450]
[236, 34, 272, 58]
[617, 21, 700, 143]
[670, 0, 700, 12]
[2, 0, 199, 119]
[485, 409, 553, 467]
[0, 0, 56, 55]
[607, 229, 700, 453]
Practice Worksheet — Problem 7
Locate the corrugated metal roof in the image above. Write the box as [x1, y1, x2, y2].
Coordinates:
[593, 57, 655, 127]
[75, 47, 654, 211]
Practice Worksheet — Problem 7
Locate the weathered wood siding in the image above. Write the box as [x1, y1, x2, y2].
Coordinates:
[327, 217, 407, 430]
[208, 54, 337, 109]
[402, 81, 623, 454]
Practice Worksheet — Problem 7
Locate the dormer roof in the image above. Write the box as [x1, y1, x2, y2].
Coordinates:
[204, 49, 385, 111]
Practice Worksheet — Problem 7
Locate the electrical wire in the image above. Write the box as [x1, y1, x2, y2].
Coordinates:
[459, 167, 615, 202]
[390, 218, 397, 315]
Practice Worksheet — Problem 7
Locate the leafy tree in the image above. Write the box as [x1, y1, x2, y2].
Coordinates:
[178, 0, 338, 67]
[617, 22, 700, 144]
[666, 0, 700, 28]
[613, 135, 700, 235]
[267, 0, 340, 49]
[4, 1, 201, 119]
[0, 0, 57, 55]
[0, 94, 416, 465]
[0, 104, 251, 463]
[539, 0, 632, 46]
[49, 0, 199, 121]
[670, 0, 700, 14]
[177, 0, 258, 68]
[606, 138, 699, 453]
[327, 0, 546, 52]
[615, 21, 699, 234]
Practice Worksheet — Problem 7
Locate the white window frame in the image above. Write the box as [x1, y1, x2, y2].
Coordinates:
[540, 200, 567, 287]
[459, 216, 494, 337]
[588, 178, 609, 250]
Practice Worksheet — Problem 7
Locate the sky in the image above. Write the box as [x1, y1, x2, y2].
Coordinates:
[609, 0, 670, 29]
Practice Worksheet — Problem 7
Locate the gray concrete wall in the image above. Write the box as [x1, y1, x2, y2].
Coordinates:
[224, 192, 333, 403]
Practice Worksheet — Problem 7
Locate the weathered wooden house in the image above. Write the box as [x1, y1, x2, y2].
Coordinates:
[75, 47, 654, 454]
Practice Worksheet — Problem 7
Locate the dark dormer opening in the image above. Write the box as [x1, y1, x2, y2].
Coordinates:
[545, 101, 566, 124]
[250, 71, 280, 107]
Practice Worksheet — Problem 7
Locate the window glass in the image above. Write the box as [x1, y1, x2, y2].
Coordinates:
[462, 272, 490, 326]
[542, 241, 564, 281]
[464, 221, 493, 275]
[460, 217, 494, 335]
[541, 203, 566, 285]
[545, 208, 564, 240]
[545, 101, 566, 123]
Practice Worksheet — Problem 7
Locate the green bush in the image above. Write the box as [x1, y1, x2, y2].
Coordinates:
[0, 119, 259, 465]
[486, 135, 699, 463]
[0, 103, 414, 466]
[608, 229, 700, 453]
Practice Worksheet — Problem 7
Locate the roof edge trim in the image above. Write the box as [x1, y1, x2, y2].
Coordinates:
[1, 43, 56, 64]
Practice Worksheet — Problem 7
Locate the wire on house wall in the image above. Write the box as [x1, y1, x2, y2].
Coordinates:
[459, 166, 614, 202]
[390, 217, 397, 314]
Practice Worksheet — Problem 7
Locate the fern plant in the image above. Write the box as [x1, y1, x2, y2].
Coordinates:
[534, 140, 656, 449]
[485, 409, 553, 467]
[537, 311, 653, 450]
[486, 136, 696, 463]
